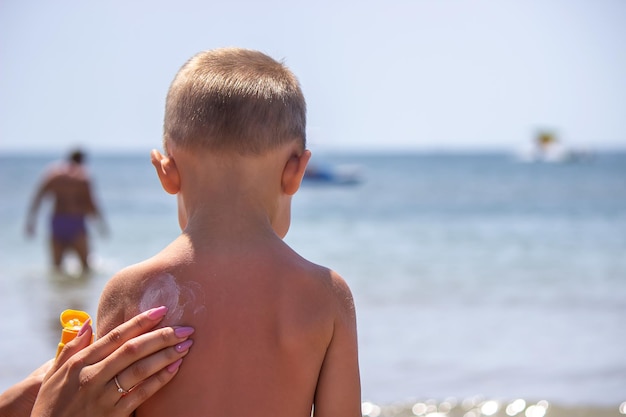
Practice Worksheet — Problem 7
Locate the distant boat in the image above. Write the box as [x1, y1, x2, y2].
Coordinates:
[516, 131, 592, 163]
[303, 163, 363, 185]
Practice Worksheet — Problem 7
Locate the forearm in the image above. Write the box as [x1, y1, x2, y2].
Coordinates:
[27, 200, 41, 223]
[0, 374, 42, 417]
[25, 192, 45, 232]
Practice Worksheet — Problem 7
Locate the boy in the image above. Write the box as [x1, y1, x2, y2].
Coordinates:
[97, 47, 361, 416]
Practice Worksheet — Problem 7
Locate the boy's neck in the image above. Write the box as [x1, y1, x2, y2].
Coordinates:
[175, 148, 290, 242]
[183, 190, 278, 240]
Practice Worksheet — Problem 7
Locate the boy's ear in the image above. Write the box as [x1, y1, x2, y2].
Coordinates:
[282, 149, 311, 195]
[150, 149, 181, 195]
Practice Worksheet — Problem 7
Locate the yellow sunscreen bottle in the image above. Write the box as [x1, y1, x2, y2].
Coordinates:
[56, 309, 94, 357]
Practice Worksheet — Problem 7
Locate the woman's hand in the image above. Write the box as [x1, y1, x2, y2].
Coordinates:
[31, 306, 193, 417]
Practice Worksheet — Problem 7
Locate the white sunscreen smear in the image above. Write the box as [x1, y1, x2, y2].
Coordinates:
[138, 273, 205, 323]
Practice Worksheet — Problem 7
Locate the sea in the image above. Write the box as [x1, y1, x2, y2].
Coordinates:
[1, 150, 625, 412]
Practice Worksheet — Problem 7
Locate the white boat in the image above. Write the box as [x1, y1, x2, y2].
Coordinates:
[516, 131, 592, 163]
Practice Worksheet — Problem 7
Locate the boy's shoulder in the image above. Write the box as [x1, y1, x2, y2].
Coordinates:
[307, 261, 353, 298]
[319, 267, 357, 321]
[252, 243, 355, 311]
[97, 258, 167, 336]
[288, 255, 356, 316]
[102, 259, 155, 295]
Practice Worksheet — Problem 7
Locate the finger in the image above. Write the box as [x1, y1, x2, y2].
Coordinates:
[48, 321, 94, 376]
[100, 325, 195, 386]
[114, 358, 184, 415]
[113, 335, 193, 394]
[80, 306, 169, 366]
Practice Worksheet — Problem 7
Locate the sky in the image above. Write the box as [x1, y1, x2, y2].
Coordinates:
[1, 0, 625, 154]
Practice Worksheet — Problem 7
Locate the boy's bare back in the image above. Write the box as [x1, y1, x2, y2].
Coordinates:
[96, 48, 361, 416]
[99, 229, 359, 416]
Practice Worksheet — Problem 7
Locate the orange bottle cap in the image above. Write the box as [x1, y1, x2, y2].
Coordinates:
[57, 309, 92, 356]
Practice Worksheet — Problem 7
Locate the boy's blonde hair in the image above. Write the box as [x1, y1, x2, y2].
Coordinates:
[163, 47, 306, 155]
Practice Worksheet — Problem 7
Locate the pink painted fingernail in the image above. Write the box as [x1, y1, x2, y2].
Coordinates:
[146, 306, 168, 320]
[167, 358, 183, 373]
[175, 339, 194, 353]
[77, 320, 91, 337]
[174, 326, 195, 338]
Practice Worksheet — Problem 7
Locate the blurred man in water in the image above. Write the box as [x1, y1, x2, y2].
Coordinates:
[26, 149, 107, 274]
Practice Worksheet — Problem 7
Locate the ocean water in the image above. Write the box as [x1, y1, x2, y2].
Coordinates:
[0, 151, 625, 408]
